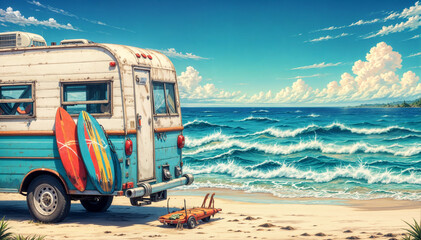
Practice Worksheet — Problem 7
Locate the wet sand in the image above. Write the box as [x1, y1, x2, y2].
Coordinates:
[0, 190, 420, 240]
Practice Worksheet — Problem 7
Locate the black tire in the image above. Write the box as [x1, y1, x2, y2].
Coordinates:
[27, 175, 70, 223]
[130, 197, 139, 206]
[80, 196, 113, 212]
[202, 216, 211, 222]
[187, 216, 197, 229]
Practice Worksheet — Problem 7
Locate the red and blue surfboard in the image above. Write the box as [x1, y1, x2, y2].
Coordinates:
[77, 111, 115, 194]
[55, 107, 87, 192]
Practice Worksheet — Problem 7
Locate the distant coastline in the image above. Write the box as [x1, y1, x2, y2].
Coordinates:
[356, 98, 421, 108]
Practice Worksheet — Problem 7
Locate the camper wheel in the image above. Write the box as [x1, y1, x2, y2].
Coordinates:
[27, 175, 70, 223]
[187, 216, 197, 229]
[80, 196, 113, 212]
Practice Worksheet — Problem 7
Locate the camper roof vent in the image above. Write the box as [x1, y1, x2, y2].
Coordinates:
[0, 31, 46, 49]
[60, 39, 94, 45]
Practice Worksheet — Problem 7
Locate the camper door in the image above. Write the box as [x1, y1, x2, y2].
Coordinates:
[133, 68, 155, 182]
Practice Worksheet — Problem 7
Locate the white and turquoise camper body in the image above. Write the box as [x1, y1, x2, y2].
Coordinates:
[0, 32, 193, 222]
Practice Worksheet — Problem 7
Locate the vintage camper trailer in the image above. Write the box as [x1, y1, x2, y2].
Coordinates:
[0, 32, 193, 222]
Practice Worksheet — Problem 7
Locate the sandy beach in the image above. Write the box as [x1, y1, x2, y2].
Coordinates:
[0, 189, 420, 240]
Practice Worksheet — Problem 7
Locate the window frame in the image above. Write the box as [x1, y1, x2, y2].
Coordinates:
[0, 81, 36, 119]
[151, 81, 179, 117]
[60, 80, 113, 117]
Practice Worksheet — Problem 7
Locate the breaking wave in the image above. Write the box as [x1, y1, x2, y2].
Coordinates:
[238, 116, 280, 122]
[183, 161, 421, 185]
[181, 107, 421, 202]
[384, 135, 421, 141]
[185, 131, 229, 148]
[185, 122, 419, 140]
[184, 120, 237, 130]
[255, 123, 420, 138]
[251, 110, 269, 113]
[184, 138, 421, 157]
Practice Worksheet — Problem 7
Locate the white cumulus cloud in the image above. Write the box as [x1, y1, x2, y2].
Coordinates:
[161, 48, 208, 60]
[399, 1, 421, 18]
[349, 18, 380, 26]
[407, 34, 420, 40]
[0, 7, 76, 30]
[307, 33, 349, 42]
[315, 1, 421, 39]
[292, 62, 341, 70]
[27, 0, 78, 18]
[277, 42, 420, 104]
[408, 52, 421, 58]
[178, 42, 420, 105]
[367, 2, 421, 38]
[288, 73, 323, 79]
[177, 66, 240, 102]
[27, 1, 131, 31]
[366, 15, 421, 38]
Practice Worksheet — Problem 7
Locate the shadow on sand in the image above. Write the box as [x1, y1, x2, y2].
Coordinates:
[0, 200, 183, 227]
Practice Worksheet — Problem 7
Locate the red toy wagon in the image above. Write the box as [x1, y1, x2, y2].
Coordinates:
[159, 193, 222, 229]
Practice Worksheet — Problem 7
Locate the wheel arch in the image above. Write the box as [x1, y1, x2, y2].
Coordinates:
[19, 168, 69, 195]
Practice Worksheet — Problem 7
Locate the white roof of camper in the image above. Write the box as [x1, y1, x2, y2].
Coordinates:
[0, 40, 175, 77]
[100, 43, 175, 71]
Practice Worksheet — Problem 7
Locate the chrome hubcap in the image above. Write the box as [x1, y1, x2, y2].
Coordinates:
[34, 184, 58, 215]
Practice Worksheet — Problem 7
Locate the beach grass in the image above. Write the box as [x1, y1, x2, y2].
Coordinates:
[12, 235, 45, 240]
[0, 217, 45, 240]
[0, 217, 12, 240]
[403, 218, 421, 240]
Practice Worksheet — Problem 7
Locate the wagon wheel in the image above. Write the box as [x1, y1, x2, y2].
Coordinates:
[187, 216, 197, 229]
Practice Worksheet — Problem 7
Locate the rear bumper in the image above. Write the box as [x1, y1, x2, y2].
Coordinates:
[125, 174, 194, 198]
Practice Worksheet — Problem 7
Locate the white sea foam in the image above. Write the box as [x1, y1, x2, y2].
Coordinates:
[331, 123, 417, 134]
[308, 113, 320, 118]
[394, 146, 421, 157]
[199, 148, 249, 161]
[239, 116, 279, 122]
[184, 119, 228, 128]
[183, 138, 421, 157]
[254, 122, 420, 138]
[387, 134, 421, 141]
[183, 161, 421, 185]
[185, 130, 229, 148]
[254, 125, 318, 138]
[174, 177, 421, 201]
[251, 110, 269, 113]
[184, 119, 211, 127]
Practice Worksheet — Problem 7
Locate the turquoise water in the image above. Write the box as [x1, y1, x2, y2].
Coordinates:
[178, 107, 421, 201]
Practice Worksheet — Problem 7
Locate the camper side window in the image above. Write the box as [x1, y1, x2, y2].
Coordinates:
[61, 81, 112, 116]
[0, 83, 35, 118]
[152, 82, 177, 115]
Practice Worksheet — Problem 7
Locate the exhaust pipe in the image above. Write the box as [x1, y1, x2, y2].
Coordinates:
[125, 174, 194, 198]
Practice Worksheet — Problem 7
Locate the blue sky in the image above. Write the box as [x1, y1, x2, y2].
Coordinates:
[1, 0, 420, 106]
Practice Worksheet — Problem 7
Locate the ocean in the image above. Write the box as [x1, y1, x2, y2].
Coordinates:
[179, 107, 421, 201]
